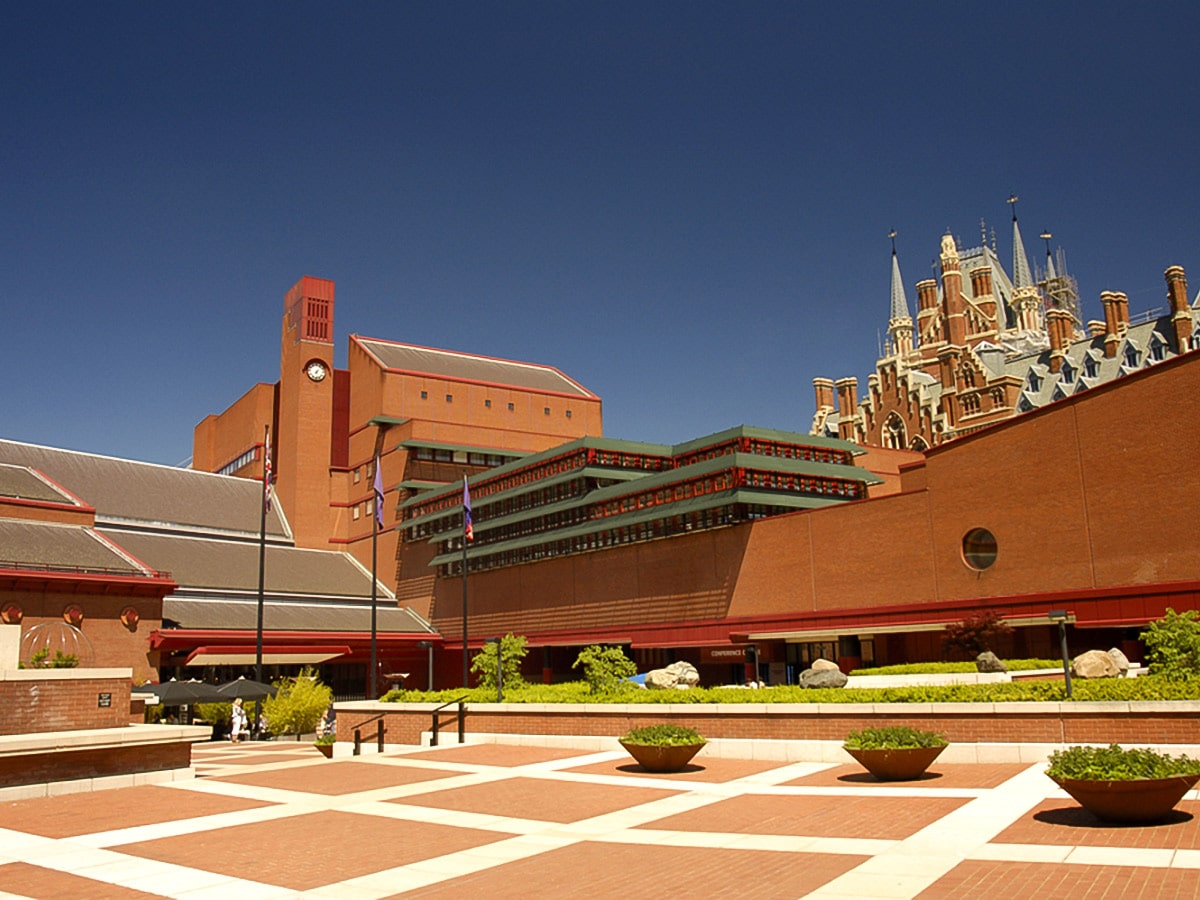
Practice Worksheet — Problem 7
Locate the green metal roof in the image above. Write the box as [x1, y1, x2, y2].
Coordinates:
[669, 424, 867, 457]
[398, 438, 529, 458]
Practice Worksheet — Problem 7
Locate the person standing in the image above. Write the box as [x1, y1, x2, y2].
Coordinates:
[230, 697, 248, 743]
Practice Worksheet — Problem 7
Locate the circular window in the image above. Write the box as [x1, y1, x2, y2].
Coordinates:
[962, 528, 998, 570]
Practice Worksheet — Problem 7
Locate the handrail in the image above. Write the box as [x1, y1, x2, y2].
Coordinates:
[351, 710, 387, 756]
[430, 695, 469, 746]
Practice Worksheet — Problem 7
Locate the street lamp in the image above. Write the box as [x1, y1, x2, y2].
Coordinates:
[485, 637, 502, 702]
[1048, 610, 1073, 699]
[418, 640, 433, 692]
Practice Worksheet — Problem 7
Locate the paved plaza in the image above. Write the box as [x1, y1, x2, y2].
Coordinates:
[2, 740, 1199, 898]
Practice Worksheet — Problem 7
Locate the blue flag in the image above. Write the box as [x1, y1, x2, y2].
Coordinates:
[373, 455, 384, 527]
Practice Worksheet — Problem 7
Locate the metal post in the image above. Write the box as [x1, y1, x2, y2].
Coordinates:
[376, 718, 385, 751]
[419, 640, 433, 691]
[1059, 621, 1073, 699]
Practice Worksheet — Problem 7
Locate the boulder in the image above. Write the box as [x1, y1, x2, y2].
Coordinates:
[800, 667, 848, 689]
[811, 658, 841, 672]
[1072, 649, 1120, 679]
[665, 660, 701, 687]
[644, 668, 678, 690]
[1107, 647, 1131, 673]
[975, 651, 1008, 673]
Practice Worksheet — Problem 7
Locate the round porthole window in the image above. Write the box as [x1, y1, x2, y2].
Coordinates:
[962, 528, 998, 570]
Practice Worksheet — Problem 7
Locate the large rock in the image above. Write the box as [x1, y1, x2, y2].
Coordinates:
[644, 668, 678, 690]
[1107, 647, 1131, 673]
[665, 660, 700, 687]
[975, 651, 1008, 673]
[1072, 649, 1120, 679]
[800, 667, 848, 689]
[811, 658, 841, 672]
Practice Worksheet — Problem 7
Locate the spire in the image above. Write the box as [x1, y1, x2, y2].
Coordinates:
[1040, 231, 1056, 280]
[889, 230, 911, 320]
[1008, 194, 1034, 289]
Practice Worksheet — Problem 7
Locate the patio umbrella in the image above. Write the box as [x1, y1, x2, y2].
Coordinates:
[216, 677, 277, 701]
[148, 679, 223, 706]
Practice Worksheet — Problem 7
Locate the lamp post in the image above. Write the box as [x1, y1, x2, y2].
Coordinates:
[418, 640, 433, 691]
[1048, 610, 1073, 699]
[485, 637, 502, 703]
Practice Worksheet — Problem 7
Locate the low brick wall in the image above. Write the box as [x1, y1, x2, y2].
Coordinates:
[335, 700, 1200, 748]
[0, 669, 133, 735]
[0, 741, 190, 788]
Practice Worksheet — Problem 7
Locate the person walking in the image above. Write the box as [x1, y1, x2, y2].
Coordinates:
[230, 697, 248, 743]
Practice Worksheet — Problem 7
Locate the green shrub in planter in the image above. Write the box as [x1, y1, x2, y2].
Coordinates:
[1046, 744, 1200, 781]
[620, 724, 706, 746]
[843, 725, 947, 750]
[313, 733, 336, 746]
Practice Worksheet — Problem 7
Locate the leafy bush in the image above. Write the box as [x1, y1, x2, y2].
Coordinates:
[1140, 608, 1200, 680]
[1046, 744, 1200, 781]
[263, 668, 332, 736]
[843, 725, 947, 749]
[314, 733, 336, 745]
[470, 633, 529, 690]
[942, 610, 1012, 657]
[194, 702, 233, 726]
[620, 724, 706, 746]
[22, 648, 80, 668]
[850, 659, 1059, 676]
[573, 645, 637, 694]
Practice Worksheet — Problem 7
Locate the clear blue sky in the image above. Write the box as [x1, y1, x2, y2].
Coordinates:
[4, 3, 1198, 465]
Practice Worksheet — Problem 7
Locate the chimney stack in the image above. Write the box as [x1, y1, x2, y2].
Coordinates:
[813, 377, 835, 413]
[835, 377, 859, 442]
[1100, 291, 1121, 358]
[1165, 266, 1192, 352]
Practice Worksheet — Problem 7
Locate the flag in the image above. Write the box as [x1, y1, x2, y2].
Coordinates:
[262, 428, 272, 514]
[463, 476, 474, 541]
[373, 454, 385, 528]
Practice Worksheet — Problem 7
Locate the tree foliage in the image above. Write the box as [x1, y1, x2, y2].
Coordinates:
[263, 667, 332, 735]
[470, 633, 528, 690]
[942, 610, 1012, 657]
[1140, 608, 1200, 680]
[573, 644, 637, 694]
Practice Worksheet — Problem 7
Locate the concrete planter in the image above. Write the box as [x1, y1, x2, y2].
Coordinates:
[844, 744, 947, 781]
[1051, 774, 1200, 823]
[619, 740, 704, 772]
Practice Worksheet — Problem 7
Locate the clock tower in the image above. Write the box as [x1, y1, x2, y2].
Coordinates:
[276, 276, 336, 548]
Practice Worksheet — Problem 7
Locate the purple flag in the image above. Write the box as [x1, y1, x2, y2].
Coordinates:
[373, 455, 384, 527]
[463, 476, 473, 541]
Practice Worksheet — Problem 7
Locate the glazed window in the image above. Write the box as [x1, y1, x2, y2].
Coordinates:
[962, 528, 998, 570]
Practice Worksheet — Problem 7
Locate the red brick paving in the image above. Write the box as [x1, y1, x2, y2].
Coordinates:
[393, 776, 680, 823]
[638, 793, 969, 840]
[0, 785, 274, 838]
[566, 755, 789, 782]
[0, 861, 169, 899]
[993, 798, 1200, 849]
[210, 759, 463, 794]
[195, 752, 317, 767]
[917, 859, 1200, 899]
[786, 762, 1030, 789]
[407, 744, 591, 766]
[111, 809, 514, 891]
[389, 842, 869, 899]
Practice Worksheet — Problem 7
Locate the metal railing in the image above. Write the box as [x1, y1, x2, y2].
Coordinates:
[351, 712, 386, 755]
[429, 696, 468, 746]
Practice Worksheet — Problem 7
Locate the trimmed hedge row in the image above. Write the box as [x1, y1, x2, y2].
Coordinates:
[848, 659, 1060, 676]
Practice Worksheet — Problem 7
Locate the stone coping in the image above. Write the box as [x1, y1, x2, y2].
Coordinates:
[0, 667, 133, 682]
[338, 699, 1200, 716]
[0, 724, 211, 757]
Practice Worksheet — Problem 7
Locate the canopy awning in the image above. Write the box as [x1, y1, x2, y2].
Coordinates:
[184, 644, 351, 666]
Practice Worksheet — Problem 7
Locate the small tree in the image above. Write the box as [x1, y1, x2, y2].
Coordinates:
[263, 667, 332, 736]
[942, 610, 1012, 657]
[470, 633, 528, 690]
[1140, 608, 1200, 680]
[573, 644, 637, 694]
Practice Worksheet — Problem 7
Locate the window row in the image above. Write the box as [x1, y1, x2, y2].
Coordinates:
[415, 391, 577, 418]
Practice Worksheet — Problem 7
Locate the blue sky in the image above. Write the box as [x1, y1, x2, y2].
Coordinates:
[4, 3, 1198, 465]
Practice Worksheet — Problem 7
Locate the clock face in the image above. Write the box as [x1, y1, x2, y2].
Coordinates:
[305, 360, 328, 382]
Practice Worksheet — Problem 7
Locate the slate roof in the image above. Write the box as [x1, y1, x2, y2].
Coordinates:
[0, 463, 80, 505]
[163, 596, 432, 633]
[353, 336, 598, 398]
[0, 440, 290, 539]
[0, 519, 150, 574]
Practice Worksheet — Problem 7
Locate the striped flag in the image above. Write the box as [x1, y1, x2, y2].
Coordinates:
[463, 476, 473, 541]
[373, 454, 385, 528]
[262, 428, 273, 514]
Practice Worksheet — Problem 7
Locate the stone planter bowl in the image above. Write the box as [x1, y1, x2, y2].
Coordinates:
[314, 743, 334, 758]
[619, 740, 705, 772]
[1051, 774, 1200, 823]
[844, 744, 947, 781]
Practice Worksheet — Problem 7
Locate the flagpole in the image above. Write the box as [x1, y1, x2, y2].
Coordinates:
[369, 453, 383, 700]
[461, 473, 470, 688]
[255, 425, 270, 685]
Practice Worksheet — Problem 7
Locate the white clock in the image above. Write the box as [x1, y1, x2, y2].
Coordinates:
[305, 360, 328, 382]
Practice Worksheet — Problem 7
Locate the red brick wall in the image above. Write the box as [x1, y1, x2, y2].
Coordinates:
[0, 742, 190, 787]
[337, 702, 1200, 748]
[0, 674, 132, 735]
